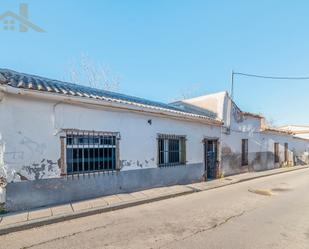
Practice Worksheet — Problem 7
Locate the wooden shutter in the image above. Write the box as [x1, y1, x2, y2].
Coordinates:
[180, 137, 186, 164]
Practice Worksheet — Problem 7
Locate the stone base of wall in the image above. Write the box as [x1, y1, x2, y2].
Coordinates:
[5, 163, 204, 212]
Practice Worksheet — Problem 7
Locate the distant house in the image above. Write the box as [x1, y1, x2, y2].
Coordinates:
[0, 69, 308, 211]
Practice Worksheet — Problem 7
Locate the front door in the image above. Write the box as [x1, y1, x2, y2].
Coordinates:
[204, 139, 218, 179]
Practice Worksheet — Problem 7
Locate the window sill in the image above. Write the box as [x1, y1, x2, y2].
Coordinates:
[64, 169, 119, 176]
[158, 163, 186, 168]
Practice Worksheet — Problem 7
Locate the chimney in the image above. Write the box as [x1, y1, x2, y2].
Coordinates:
[19, 3, 28, 32]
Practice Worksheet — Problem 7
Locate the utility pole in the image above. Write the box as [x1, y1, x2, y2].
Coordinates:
[230, 70, 234, 100]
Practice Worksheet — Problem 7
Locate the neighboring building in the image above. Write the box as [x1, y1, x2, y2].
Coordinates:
[173, 91, 309, 176]
[278, 125, 309, 140]
[0, 69, 308, 211]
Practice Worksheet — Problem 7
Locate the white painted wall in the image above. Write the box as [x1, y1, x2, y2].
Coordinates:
[0, 93, 221, 182]
[221, 96, 309, 175]
[177, 91, 309, 175]
[0, 90, 308, 185]
[179, 91, 227, 120]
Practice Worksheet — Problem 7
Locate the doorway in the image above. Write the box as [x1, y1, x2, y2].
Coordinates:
[204, 139, 218, 180]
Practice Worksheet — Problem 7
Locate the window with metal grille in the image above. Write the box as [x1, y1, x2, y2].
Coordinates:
[241, 139, 248, 166]
[158, 134, 186, 167]
[274, 142, 279, 163]
[65, 130, 119, 174]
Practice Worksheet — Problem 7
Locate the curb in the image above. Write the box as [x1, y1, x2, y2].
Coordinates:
[0, 189, 194, 236]
[188, 166, 309, 193]
[0, 166, 308, 235]
[236, 166, 309, 183]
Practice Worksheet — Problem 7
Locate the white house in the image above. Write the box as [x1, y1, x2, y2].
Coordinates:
[173, 91, 309, 175]
[0, 69, 223, 211]
[0, 69, 308, 211]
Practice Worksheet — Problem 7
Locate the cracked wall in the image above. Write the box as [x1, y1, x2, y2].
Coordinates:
[0, 94, 61, 183]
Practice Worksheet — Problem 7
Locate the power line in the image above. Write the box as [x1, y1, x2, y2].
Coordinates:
[233, 71, 309, 80]
[231, 71, 309, 99]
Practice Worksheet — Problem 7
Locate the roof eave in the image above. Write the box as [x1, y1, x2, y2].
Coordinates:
[0, 85, 222, 126]
[260, 128, 293, 136]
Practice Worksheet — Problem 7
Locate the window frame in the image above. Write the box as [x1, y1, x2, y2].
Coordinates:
[157, 134, 186, 167]
[62, 129, 120, 175]
[241, 139, 248, 166]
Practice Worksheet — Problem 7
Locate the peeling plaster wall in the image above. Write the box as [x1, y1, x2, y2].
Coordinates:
[0, 94, 60, 182]
[0, 93, 221, 184]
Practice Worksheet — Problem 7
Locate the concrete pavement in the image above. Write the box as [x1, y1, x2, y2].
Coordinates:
[0, 165, 308, 236]
[0, 167, 309, 248]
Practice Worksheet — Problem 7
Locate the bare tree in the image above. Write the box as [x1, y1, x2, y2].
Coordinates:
[264, 117, 277, 128]
[171, 83, 204, 102]
[65, 54, 120, 91]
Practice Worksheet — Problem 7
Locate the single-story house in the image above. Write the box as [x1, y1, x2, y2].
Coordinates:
[173, 92, 309, 175]
[0, 69, 308, 211]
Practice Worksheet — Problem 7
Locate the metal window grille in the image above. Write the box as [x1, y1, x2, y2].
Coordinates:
[158, 134, 186, 167]
[274, 142, 279, 163]
[65, 130, 119, 174]
[241, 139, 248, 166]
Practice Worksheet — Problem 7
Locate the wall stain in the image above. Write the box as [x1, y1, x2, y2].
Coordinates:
[19, 136, 46, 155]
[121, 158, 155, 169]
[15, 172, 28, 181]
[3, 151, 24, 164]
[21, 159, 58, 180]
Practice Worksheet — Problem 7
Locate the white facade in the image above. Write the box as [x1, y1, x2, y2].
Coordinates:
[176, 91, 309, 176]
[0, 92, 221, 183]
[1, 69, 309, 209]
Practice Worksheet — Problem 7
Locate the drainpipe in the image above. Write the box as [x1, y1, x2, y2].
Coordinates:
[223, 92, 232, 134]
[52, 101, 63, 136]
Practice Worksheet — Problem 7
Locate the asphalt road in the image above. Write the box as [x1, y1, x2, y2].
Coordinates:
[1, 168, 309, 249]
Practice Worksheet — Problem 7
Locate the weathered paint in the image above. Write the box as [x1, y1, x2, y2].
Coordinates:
[177, 91, 309, 176]
[0, 93, 221, 181]
[1, 88, 309, 209]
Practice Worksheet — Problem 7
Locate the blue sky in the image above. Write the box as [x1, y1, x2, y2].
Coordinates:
[1, 0, 309, 125]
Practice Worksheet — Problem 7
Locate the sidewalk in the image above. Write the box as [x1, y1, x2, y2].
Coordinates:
[0, 165, 308, 235]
